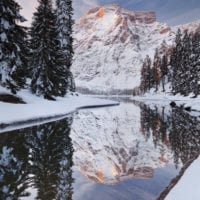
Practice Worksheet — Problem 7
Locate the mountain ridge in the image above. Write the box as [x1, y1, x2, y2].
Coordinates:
[72, 5, 200, 94]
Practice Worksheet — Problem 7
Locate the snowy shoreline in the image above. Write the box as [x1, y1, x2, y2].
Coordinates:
[164, 155, 200, 200]
[132, 92, 200, 116]
[0, 90, 119, 133]
[0, 91, 200, 199]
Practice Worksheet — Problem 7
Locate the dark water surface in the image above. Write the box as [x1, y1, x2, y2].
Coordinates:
[0, 99, 199, 200]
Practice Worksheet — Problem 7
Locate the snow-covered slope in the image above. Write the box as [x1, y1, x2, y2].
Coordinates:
[165, 156, 200, 200]
[72, 4, 175, 94]
[71, 103, 174, 185]
[72, 4, 200, 94]
[176, 20, 200, 33]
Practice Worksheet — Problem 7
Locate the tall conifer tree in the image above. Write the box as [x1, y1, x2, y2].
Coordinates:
[191, 27, 200, 96]
[152, 49, 161, 92]
[140, 55, 152, 93]
[170, 28, 183, 94]
[160, 54, 168, 92]
[30, 0, 67, 99]
[180, 30, 192, 96]
[56, 0, 75, 92]
[0, 0, 28, 94]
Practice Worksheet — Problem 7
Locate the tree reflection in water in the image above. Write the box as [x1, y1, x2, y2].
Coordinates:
[0, 116, 74, 200]
[0, 128, 30, 199]
[140, 104, 200, 167]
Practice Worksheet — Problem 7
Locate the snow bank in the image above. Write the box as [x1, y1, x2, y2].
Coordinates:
[133, 91, 200, 116]
[0, 89, 119, 132]
[165, 156, 200, 200]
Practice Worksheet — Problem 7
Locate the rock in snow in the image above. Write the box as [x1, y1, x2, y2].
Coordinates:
[72, 4, 200, 94]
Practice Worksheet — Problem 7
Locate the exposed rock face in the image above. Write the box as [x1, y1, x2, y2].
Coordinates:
[72, 4, 200, 94]
[85, 5, 156, 24]
[0, 94, 26, 104]
[160, 27, 171, 34]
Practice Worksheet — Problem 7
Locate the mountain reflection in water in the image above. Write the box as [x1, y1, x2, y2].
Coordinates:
[0, 100, 199, 200]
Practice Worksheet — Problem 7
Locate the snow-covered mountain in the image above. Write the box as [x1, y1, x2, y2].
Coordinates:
[176, 20, 200, 33]
[72, 4, 200, 94]
[71, 103, 174, 185]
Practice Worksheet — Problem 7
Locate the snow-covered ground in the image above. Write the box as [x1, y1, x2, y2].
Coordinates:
[165, 156, 200, 200]
[0, 89, 119, 132]
[133, 90, 200, 115]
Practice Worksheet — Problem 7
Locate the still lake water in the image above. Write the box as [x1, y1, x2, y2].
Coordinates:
[0, 99, 200, 200]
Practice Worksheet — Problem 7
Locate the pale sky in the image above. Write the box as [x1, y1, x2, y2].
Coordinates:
[17, 0, 99, 26]
[17, 0, 200, 26]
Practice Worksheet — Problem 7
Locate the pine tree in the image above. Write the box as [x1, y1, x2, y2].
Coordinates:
[160, 54, 168, 92]
[169, 28, 200, 96]
[152, 49, 161, 92]
[140, 55, 152, 93]
[55, 0, 75, 92]
[140, 59, 148, 93]
[191, 27, 200, 97]
[170, 29, 183, 94]
[152, 64, 161, 92]
[0, 131, 30, 199]
[0, 0, 28, 94]
[30, 0, 68, 99]
[181, 30, 192, 96]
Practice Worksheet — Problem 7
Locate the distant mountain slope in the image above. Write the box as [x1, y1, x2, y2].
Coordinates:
[176, 19, 200, 32]
[72, 4, 200, 94]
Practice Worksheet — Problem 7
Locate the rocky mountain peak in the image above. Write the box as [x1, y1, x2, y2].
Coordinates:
[74, 5, 162, 54]
[72, 5, 200, 94]
[81, 4, 156, 24]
